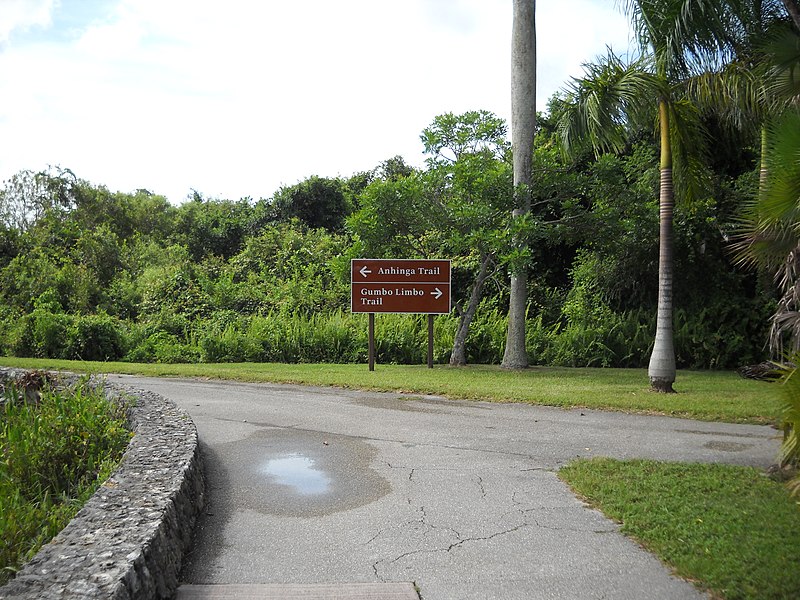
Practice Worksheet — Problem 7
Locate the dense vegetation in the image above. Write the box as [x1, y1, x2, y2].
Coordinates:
[0, 108, 773, 370]
[0, 377, 130, 584]
[2, 1, 797, 377]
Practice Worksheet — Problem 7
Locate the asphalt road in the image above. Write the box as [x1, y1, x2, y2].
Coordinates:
[109, 374, 780, 600]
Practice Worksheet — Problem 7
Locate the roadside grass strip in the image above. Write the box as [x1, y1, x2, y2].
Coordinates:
[0, 358, 779, 424]
[559, 458, 800, 600]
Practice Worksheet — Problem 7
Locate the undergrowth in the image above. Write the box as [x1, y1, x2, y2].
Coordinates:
[0, 378, 131, 584]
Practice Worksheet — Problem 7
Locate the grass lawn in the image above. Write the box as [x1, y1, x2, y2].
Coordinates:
[560, 458, 800, 600]
[0, 357, 779, 424]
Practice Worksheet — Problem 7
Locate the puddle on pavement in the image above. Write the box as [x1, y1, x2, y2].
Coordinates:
[214, 427, 390, 517]
[261, 454, 331, 495]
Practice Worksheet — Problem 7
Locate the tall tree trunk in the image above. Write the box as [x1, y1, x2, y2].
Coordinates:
[648, 99, 677, 393]
[781, 0, 800, 31]
[502, 0, 536, 370]
[450, 253, 493, 366]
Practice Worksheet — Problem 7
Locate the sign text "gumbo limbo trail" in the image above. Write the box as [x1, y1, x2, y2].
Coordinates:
[351, 259, 451, 314]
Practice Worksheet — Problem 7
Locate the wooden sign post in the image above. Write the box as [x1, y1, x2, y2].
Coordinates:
[351, 259, 451, 370]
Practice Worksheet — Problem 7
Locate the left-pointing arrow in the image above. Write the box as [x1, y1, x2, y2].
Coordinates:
[431, 287, 442, 299]
[360, 266, 372, 278]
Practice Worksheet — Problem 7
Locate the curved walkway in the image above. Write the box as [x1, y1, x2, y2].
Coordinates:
[110, 375, 780, 600]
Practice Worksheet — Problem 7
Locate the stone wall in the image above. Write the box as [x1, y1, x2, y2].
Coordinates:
[0, 370, 204, 599]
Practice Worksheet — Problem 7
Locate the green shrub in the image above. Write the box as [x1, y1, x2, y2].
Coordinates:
[301, 311, 366, 363]
[463, 308, 506, 364]
[0, 308, 22, 356]
[68, 314, 127, 362]
[0, 379, 130, 583]
[200, 321, 262, 363]
[125, 331, 200, 364]
[1, 381, 130, 499]
[374, 314, 428, 364]
[257, 311, 366, 363]
[7, 311, 128, 362]
[673, 301, 771, 370]
[61, 300, 765, 369]
[432, 315, 457, 363]
[0, 483, 78, 585]
[11, 310, 74, 359]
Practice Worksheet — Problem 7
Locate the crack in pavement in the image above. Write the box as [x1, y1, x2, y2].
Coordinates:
[372, 522, 530, 580]
[474, 474, 487, 499]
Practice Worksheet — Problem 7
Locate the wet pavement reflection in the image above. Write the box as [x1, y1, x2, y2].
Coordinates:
[261, 454, 331, 495]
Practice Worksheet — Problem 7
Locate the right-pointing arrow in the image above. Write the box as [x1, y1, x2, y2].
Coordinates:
[431, 287, 443, 300]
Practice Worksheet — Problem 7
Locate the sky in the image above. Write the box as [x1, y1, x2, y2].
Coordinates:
[0, 0, 632, 204]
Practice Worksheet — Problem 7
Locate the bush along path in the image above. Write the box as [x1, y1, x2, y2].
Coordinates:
[0, 369, 205, 599]
[0, 371, 130, 585]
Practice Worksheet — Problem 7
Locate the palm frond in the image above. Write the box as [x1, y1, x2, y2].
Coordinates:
[619, 0, 738, 78]
[733, 110, 800, 264]
[684, 61, 765, 133]
[665, 96, 712, 202]
[763, 111, 800, 221]
[557, 51, 660, 160]
[732, 214, 800, 271]
[762, 25, 800, 107]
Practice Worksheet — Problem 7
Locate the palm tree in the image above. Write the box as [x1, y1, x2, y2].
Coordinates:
[719, 3, 800, 356]
[558, 0, 736, 391]
[691, 1, 800, 488]
[502, 0, 536, 369]
[686, 1, 794, 201]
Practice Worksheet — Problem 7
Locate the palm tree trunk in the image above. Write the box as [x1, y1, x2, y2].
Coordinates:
[648, 99, 677, 393]
[781, 0, 800, 31]
[502, 0, 536, 369]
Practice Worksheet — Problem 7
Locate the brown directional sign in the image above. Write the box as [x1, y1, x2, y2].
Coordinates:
[351, 259, 451, 314]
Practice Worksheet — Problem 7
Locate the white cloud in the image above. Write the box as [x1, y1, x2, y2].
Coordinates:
[0, 0, 55, 44]
[0, 0, 631, 203]
[538, 0, 632, 106]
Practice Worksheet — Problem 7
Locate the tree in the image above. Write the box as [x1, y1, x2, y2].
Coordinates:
[173, 196, 258, 261]
[684, 1, 794, 204]
[273, 176, 350, 232]
[781, 0, 800, 29]
[349, 110, 513, 366]
[743, 113, 800, 354]
[502, 0, 536, 369]
[422, 111, 512, 366]
[0, 167, 77, 231]
[720, 2, 800, 355]
[729, 19, 800, 490]
[557, 0, 736, 391]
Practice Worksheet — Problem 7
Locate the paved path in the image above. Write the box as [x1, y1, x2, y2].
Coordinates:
[110, 375, 780, 600]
